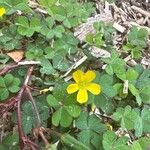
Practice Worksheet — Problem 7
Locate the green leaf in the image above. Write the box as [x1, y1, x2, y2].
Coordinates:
[134, 64, 144, 75]
[131, 47, 141, 59]
[123, 43, 134, 52]
[105, 65, 114, 75]
[8, 85, 20, 93]
[140, 86, 150, 104]
[102, 52, 126, 77]
[38, 0, 57, 7]
[0, 88, 9, 100]
[52, 54, 70, 71]
[0, 54, 9, 64]
[52, 108, 62, 126]
[112, 60, 126, 76]
[63, 19, 72, 28]
[135, 94, 142, 106]
[112, 106, 138, 130]
[2, 132, 19, 149]
[47, 94, 60, 108]
[86, 32, 105, 47]
[30, 17, 41, 32]
[137, 69, 150, 89]
[16, 16, 30, 35]
[98, 74, 116, 98]
[49, 94, 76, 128]
[141, 107, 150, 133]
[0, 74, 20, 100]
[0, 24, 22, 51]
[47, 144, 57, 150]
[53, 82, 68, 101]
[8, 79, 20, 93]
[131, 141, 142, 150]
[126, 68, 138, 81]
[44, 47, 55, 59]
[53, 33, 79, 54]
[48, 5, 66, 21]
[128, 27, 148, 48]
[0, 145, 6, 150]
[128, 84, 139, 96]
[0, 77, 6, 88]
[123, 26, 148, 59]
[25, 48, 44, 60]
[40, 59, 56, 75]
[61, 133, 90, 150]
[86, 33, 94, 45]
[94, 94, 114, 114]
[133, 69, 150, 104]
[75, 111, 106, 148]
[0, 0, 30, 15]
[52, 107, 72, 127]
[16, 16, 41, 37]
[75, 111, 88, 130]
[4, 74, 20, 93]
[65, 104, 81, 118]
[22, 115, 33, 134]
[138, 137, 150, 150]
[46, 17, 55, 28]
[3, 74, 13, 85]
[77, 130, 102, 149]
[54, 25, 65, 38]
[19, 101, 49, 134]
[103, 131, 129, 150]
[60, 107, 72, 127]
[134, 115, 143, 137]
[50, 5, 66, 16]
[99, 74, 114, 85]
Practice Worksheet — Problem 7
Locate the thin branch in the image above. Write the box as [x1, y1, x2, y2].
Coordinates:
[0, 61, 40, 76]
[33, 127, 51, 148]
[16, 86, 26, 149]
[0, 97, 16, 117]
[23, 138, 38, 149]
[0, 64, 19, 76]
[0, 63, 51, 149]
[26, 87, 41, 127]
[16, 66, 35, 150]
[38, 129, 50, 147]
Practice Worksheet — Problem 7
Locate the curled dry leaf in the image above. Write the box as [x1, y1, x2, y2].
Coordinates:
[7, 50, 24, 62]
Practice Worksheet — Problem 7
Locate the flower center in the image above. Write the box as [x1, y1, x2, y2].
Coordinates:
[78, 81, 87, 89]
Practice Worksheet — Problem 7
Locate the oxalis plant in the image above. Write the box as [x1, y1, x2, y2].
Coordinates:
[0, 0, 150, 150]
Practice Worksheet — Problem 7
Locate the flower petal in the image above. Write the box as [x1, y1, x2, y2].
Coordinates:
[67, 84, 79, 94]
[84, 70, 96, 82]
[77, 89, 88, 104]
[0, 8, 6, 17]
[73, 70, 84, 83]
[86, 83, 101, 95]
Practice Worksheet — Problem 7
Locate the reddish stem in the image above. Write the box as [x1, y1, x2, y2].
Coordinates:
[0, 64, 52, 149]
[0, 97, 16, 117]
[16, 87, 26, 149]
[0, 61, 40, 76]
[0, 63, 19, 76]
[39, 129, 50, 147]
[16, 66, 35, 150]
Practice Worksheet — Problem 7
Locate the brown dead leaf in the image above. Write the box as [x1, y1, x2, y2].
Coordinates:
[7, 50, 24, 62]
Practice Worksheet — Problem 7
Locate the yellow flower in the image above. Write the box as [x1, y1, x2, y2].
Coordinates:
[67, 70, 101, 104]
[0, 7, 6, 17]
